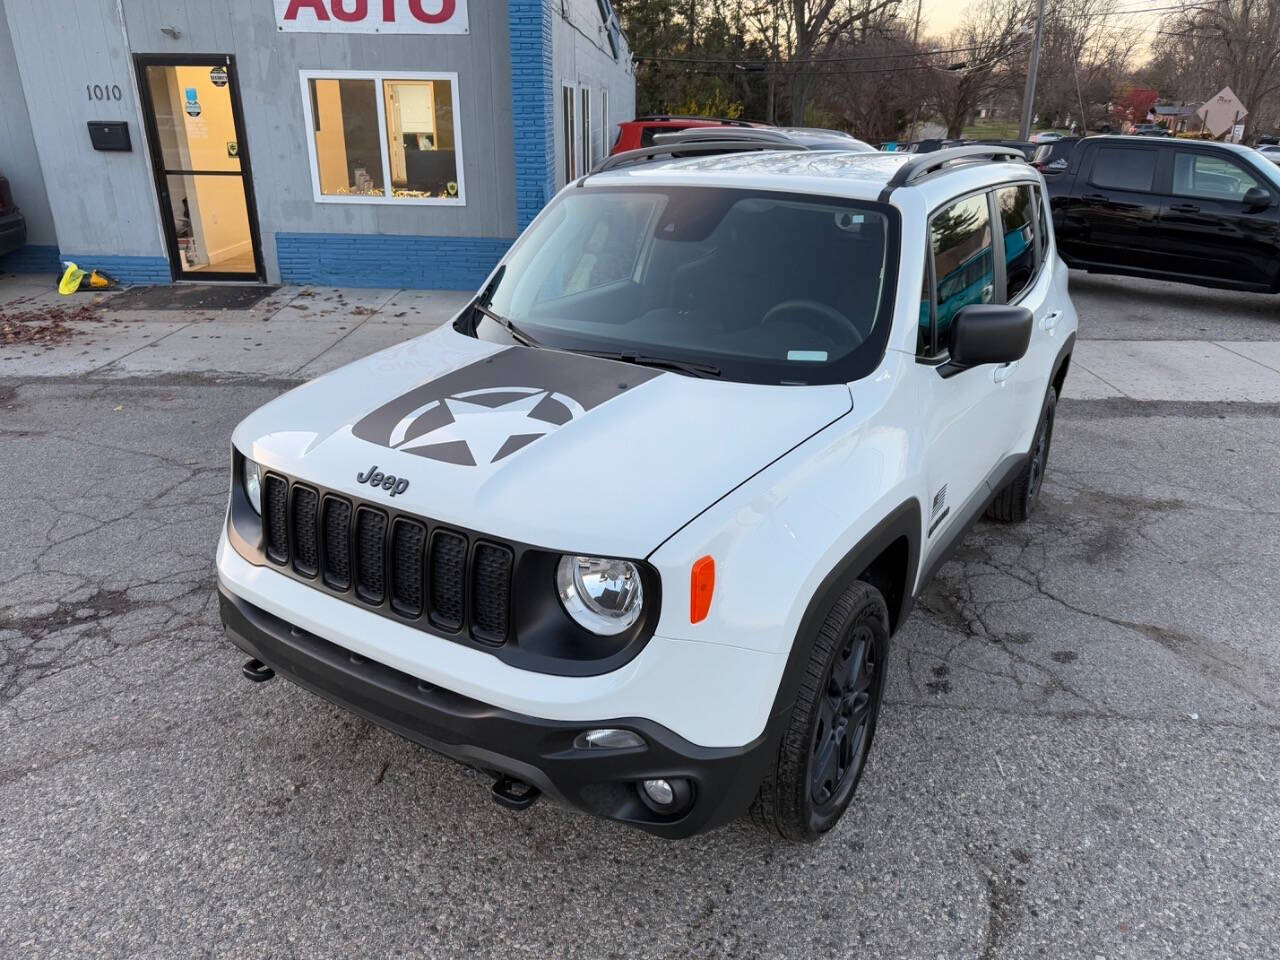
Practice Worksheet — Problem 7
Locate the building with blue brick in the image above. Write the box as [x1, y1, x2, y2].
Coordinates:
[0, 0, 632, 290]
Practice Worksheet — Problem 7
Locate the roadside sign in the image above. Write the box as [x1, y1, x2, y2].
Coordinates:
[1196, 87, 1247, 138]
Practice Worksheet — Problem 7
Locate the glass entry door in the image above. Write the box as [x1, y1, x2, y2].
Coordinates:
[137, 55, 264, 281]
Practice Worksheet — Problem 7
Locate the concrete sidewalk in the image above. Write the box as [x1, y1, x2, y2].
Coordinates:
[0, 274, 470, 380]
[5, 272, 1280, 401]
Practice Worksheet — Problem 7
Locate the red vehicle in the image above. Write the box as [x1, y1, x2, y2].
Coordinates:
[611, 115, 772, 155]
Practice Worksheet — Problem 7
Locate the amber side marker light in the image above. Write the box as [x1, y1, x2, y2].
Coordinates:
[690, 555, 715, 623]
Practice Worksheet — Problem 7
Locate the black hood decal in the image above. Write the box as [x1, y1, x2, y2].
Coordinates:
[352, 347, 658, 466]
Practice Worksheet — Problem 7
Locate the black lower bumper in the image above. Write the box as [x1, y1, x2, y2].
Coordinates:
[218, 586, 773, 838]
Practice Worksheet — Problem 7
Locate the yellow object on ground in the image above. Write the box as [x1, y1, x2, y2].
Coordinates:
[58, 262, 86, 295]
[88, 269, 118, 289]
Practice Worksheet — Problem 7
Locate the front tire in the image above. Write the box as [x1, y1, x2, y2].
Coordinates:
[751, 581, 889, 842]
[987, 384, 1057, 523]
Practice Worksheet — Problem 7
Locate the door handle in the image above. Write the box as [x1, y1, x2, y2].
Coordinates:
[1170, 203, 1200, 213]
[1081, 193, 1108, 202]
[1040, 310, 1062, 333]
[993, 362, 1017, 384]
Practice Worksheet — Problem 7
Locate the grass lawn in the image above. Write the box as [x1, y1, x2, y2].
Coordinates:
[961, 118, 1073, 140]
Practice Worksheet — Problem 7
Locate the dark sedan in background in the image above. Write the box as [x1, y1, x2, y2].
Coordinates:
[0, 170, 27, 258]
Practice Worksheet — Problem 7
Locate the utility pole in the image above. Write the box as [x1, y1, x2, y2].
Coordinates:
[907, 0, 924, 143]
[1019, 0, 1046, 141]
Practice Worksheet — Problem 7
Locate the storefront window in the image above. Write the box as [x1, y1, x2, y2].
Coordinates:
[309, 78, 385, 197]
[301, 71, 463, 204]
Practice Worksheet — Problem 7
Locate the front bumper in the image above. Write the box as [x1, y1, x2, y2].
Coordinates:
[219, 586, 774, 838]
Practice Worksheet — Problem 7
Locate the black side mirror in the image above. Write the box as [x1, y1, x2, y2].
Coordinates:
[1242, 186, 1273, 210]
[949, 304, 1033, 367]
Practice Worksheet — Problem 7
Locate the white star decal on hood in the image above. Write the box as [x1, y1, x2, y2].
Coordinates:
[387, 387, 587, 466]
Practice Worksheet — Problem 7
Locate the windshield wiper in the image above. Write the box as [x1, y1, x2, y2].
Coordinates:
[474, 302, 542, 349]
[575, 350, 722, 379]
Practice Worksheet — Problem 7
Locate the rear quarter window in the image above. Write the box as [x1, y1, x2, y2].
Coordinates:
[1089, 146, 1158, 191]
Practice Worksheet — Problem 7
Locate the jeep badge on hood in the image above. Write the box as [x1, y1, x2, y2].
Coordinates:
[355, 465, 409, 497]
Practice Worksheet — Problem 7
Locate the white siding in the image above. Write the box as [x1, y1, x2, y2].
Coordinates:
[552, 0, 634, 189]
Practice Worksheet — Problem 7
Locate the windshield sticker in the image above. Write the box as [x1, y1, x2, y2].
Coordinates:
[351, 347, 658, 466]
[787, 350, 828, 362]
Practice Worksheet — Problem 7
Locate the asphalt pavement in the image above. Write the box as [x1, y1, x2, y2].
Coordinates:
[1, 271, 1278, 959]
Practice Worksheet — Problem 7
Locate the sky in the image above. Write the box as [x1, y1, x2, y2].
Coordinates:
[916, 0, 1165, 51]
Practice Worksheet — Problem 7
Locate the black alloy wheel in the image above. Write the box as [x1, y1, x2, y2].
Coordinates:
[752, 580, 890, 841]
[809, 622, 879, 810]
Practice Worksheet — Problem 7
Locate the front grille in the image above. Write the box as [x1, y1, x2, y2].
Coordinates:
[258, 472, 514, 645]
[291, 485, 319, 577]
[390, 519, 426, 617]
[429, 530, 467, 631]
[471, 543, 513, 643]
[355, 508, 388, 605]
[263, 474, 289, 564]
[322, 497, 352, 590]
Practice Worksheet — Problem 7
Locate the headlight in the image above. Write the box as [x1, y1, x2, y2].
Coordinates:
[242, 455, 262, 514]
[556, 555, 644, 635]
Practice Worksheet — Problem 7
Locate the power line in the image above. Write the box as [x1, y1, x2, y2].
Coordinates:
[635, 39, 1029, 66]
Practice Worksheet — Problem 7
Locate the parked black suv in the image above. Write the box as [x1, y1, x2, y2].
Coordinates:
[0, 170, 27, 258]
[1046, 136, 1280, 292]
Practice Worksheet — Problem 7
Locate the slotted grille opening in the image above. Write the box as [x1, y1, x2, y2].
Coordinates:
[291, 485, 319, 577]
[429, 530, 467, 631]
[471, 542, 513, 643]
[390, 519, 427, 618]
[263, 474, 289, 564]
[322, 496, 352, 590]
[354, 508, 388, 605]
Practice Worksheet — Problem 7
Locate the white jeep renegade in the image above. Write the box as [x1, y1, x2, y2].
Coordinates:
[218, 142, 1078, 841]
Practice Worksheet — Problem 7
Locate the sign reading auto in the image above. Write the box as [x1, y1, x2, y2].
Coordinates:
[275, 0, 468, 34]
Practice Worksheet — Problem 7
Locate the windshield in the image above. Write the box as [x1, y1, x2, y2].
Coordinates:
[478, 186, 899, 385]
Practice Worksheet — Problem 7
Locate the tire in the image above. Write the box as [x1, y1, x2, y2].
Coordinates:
[987, 384, 1057, 523]
[751, 580, 890, 842]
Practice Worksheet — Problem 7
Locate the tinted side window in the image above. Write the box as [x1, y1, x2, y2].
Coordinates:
[997, 184, 1036, 301]
[1090, 147, 1157, 191]
[1172, 152, 1262, 201]
[924, 193, 993, 355]
[640, 125, 687, 147]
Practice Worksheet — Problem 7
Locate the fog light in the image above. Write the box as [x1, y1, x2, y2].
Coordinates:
[642, 779, 675, 806]
[637, 776, 693, 815]
[574, 728, 644, 750]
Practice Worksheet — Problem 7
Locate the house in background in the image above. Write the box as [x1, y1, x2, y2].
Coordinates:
[0, 0, 633, 289]
[1152, 103, 1203, 136]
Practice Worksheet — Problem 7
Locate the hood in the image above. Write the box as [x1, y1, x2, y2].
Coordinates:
[234, 327, 852, 558]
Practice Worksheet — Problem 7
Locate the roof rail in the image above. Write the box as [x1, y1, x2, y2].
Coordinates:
[591, 139, 805, 175]
[634, 115, 761, 127]
[882, 145, 1026, 193]
[652, 127, 796, 146]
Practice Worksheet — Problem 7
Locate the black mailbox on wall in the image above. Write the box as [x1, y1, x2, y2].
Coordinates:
[88, 121, 131, 151]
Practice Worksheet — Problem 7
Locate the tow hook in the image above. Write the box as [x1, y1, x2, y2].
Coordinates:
[241, 658, 275, 683]
[491, 776, 541, 811]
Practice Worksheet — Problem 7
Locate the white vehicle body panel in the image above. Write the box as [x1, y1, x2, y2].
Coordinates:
[232, 328, 851, 560]
[218, 147, 1080, 752]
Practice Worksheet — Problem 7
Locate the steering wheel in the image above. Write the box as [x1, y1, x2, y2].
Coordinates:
[761, 299, 865, 349]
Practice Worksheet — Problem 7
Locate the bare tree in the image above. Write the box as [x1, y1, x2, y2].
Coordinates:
[1159, 0, 1280, 138]
[747, 0, 903, 123]
[1035, 0, 1139, 131]
[924, 0, 1031, 138]
[816, 26, 921, 138]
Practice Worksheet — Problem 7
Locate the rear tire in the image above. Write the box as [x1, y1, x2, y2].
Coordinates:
[987, 385, 1057, 523]
[751, 580, 889, 842]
